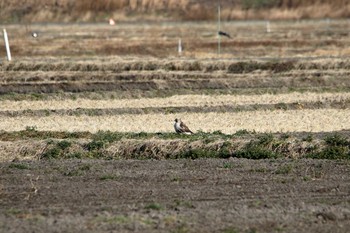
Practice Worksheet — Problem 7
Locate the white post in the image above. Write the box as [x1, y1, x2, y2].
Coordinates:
[3, 29, 11, 61]
[217, 4, 221, 55]
[266, 21, 271, 33]
[178, 38, 182, 55]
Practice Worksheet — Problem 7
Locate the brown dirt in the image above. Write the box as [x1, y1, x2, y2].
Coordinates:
[1, 159, 349, 233]
[1, 19, 350, 233]
[2, 20, 350, 59]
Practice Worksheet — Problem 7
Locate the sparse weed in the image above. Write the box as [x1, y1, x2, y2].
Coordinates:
[65, 152, 82, 159]
[234, 129, 254, 136]
[252, 167, 269, 173]
[25, 125, 37, 132]
[41, 147, 61, 159]
[40, 140, 73, 159]
[8, 163, 30, 170]
[170, 176, 181, 182]
[79, 164, 91, 171]
[99, 174, 119, 181]
[280, 133, 291, 140]
[257, 133, 275, 146]
[275, 164, 293, 174]
[233, 133, 279, 159]
[173, 199, 194, 209]
[94, 215, 130, 224]
[234, 145, 278, 159]
[303, 134, 314, 142]
[145, 203, 163, 211]
[63, 169, 83, 176]
[276, 102, 288, 110]
[57, 140, 72, 150]
[179, 149, 217, 159]
[86, 130, 123, 151]
[222, 162, 233, 169]
[324, 134, 348, 147]
[307, 134, 349, 159]
[222, 227, 240, 233]
[63, 164, 90, 176]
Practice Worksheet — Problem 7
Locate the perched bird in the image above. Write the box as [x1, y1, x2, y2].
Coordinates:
[218, 31, 231, 39]
[31, 32, 38, 38]
[174, 118, 193, 134]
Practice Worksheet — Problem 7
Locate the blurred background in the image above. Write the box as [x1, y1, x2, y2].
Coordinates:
[1, 0, 350, 59]
[1, 0, 350, 23]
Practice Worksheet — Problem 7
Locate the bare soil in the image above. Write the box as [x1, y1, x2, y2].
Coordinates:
[1, 20, 350, 233]
[0, 159, 349, 233]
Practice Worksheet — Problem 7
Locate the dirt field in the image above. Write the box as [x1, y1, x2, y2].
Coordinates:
[1, 159, 350, 233]
[1, 20, 350, 233]
[2, 19, 350, 58]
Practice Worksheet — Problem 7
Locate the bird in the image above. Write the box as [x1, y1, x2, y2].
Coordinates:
[218, 31, 231, 39]
[109, 18, 115, 25]
[174, 118, 193, 134]
[31, 32, 38, 38]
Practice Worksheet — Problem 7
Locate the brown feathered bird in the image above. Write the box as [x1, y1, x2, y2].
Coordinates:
[174, 118, 193, 134]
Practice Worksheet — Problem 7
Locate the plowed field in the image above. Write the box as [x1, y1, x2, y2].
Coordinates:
[1, 20, 350, 233]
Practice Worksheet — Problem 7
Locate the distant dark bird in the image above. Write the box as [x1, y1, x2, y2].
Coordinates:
[174, 118, 193, 134]
[218, 31, 231, 39]
[31, 32, 38, 38]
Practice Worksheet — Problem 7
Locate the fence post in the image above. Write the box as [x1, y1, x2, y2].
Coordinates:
[266, 21, 271, 33]
[3, 29, 12, 61]
[178, 38, 182, 55]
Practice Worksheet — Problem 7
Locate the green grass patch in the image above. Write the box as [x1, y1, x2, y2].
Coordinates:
[145, 203, 163, 211]
[306, 134, 350, 159]
[93, 215, 130, 224]
[222, 161, 234, 169]
[275, 164, 294, 174]
[227, 61, 295, 74]
[62, 164, 91, 176]
[40, 140, 73, 159]
[8, 163, 30, 170]
[99, 174, 119, 181]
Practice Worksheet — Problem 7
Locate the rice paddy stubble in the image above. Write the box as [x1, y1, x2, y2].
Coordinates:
[1, 92, 350, 111]
[0, 109, 349, 133]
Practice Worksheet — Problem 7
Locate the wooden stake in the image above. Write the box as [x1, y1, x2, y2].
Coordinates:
[3, 29, 11, 61]
[178, 38, 182, 55]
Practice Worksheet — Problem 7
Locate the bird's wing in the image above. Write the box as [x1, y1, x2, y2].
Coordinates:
[219, 31, 231, 38]
[180, 121, 193, 133]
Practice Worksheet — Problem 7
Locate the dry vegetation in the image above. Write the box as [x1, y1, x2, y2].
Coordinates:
[1, 109, 349, 133]
[1, 0, 350, 22]
[2, 19, 350, 59]
[1, 17, 350, 233]
[1, 92, 350, 111]
[1, 21, 350, 135]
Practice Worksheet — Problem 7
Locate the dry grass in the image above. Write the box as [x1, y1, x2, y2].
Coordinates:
[1, 92, 350, 111]
[0, 109, 349, 133]
[0, 140, 46, 162]
[2, 0, 350, 22]
[2, 19, 350, 58]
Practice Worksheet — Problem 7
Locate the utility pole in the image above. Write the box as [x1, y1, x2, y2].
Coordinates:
[217, 4, 221, 55]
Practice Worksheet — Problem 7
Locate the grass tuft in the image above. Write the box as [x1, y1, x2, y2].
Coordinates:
[9, 163, 30, 170]
[144, 203, 163, 211]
